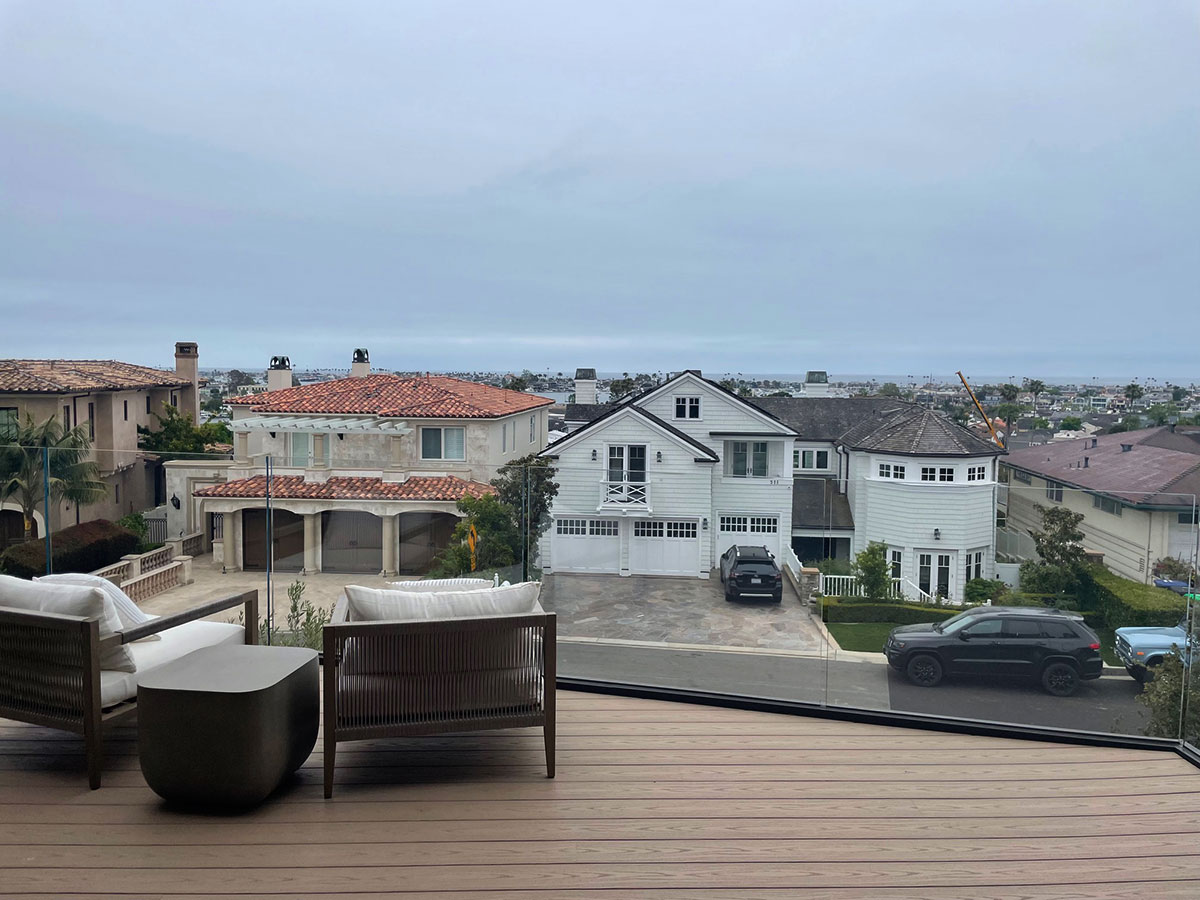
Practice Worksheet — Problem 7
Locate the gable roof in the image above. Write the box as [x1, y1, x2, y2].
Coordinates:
[540, 403, 720, 462]
[632, 371, 797, 435]
[227, 374, 552, 419]
[0, 359, 190, 394]
[1004, 426, 1200, 507]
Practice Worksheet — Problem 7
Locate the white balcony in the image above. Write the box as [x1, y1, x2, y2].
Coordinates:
[600, 480, 650, 508]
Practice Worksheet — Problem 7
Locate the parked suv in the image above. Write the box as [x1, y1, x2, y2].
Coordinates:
[719, 545, 783, 603]
[884, 608, 1103, 696]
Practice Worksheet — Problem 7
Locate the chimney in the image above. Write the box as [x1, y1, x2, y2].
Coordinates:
[574, 367, 597, 405]
[267, 355, 292, 393]
[351, 348, 371, 378]
[174, 341, 200, 421]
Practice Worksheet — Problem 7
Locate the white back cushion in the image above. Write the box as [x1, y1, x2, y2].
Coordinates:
[346, 581, 541, 622]
[385, 578, 493, 593]
[36, 573, 151, 629]
[0, 573, 136, 673]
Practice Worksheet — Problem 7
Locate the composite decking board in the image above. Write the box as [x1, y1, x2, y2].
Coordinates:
[1, 690, 1197, 897]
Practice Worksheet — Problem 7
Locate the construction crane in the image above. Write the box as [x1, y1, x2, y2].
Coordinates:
[957, 371, 1005, 449]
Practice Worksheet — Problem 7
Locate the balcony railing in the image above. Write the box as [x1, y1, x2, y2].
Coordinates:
[600, 480, 649, 506]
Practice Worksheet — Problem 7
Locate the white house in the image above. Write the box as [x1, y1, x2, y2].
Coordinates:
[169, 352, 552, 576]
[539, 371, 798, 577]
[543, 374, 1004, 601]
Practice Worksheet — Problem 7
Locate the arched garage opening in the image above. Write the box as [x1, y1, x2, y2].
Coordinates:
[398, 512, 459, 575]
[321, 511, 383, 574]
[242, 508, 305, 572]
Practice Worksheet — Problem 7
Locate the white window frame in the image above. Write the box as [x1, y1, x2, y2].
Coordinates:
[893, 464, 906, 480]
[967, 465, 986, 482]
[921, 467, 937, 482]
[938, 467, 955, 482]
[749, 516, 778, 534]
[720, 515, 748, 533]
[421, 426, 467, 461]
[666, 521, 698, 539]
[556, 518, 587, 535]
[634, 520, 665, 538]
[879, 463, 892, 478]
[728, 440, 769, 478]
[674, 396, 702, 420]
[589, 519, 619, 536]
[890, 549, 902, 579]
[530, 415, 536, 444]
[799, 449, 829, 471]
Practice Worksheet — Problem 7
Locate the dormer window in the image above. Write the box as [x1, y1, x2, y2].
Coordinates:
[674, 396, 701, 420]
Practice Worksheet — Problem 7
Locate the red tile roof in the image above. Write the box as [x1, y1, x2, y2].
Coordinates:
[227, 374, 552, 419]
[193, 475, 495, 502]
[0, 360, 191, 394]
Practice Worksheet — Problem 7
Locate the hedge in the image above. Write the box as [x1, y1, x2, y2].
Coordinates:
[1081, 566, 1186, 629]
[0, 519, 141, 580]
[819, 598, 963, 624]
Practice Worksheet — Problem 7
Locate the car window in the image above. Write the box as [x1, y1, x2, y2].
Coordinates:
[962, 619, 1003, 637]
[735, 562, 778, 575]
[1041, 622, 1079, 639]
[1003, 619, 1045, 639]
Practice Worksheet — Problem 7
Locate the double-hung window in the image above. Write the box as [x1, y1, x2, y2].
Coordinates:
[965, 551, 983, 582]
[1045, 480, 1064, 502]
[967, 465, 986, 481]
[674, 396, 701, 419]
[422, 427, 466, 460]
[938, 467, 955, 482]
[730, 441, 768, 477]
[529, 415, 536, 443]
[921, 467, 937, 482]
[890, 550, 902, 579]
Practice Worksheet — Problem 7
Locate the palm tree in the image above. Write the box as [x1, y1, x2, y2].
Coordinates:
[1124, 382, 1145, 404]
[1023, 378, 1046, 409]
[0, 415, 107, 542]
[998, 383, 1021, 403]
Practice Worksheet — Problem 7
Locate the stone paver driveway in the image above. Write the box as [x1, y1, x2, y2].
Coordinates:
[541, 572, 827, 654]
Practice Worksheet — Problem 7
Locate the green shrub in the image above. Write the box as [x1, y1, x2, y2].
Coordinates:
[964, 578, 1009, 605]
[1080, 566, 1185, 628]
[813, 558, 852, 576]
[259, 580, 333, 651]
[819, 598, 962, 624]
[1019, 560, 1077, 595]
[1001, 592, 1081, 610]
[851, 541, 892, 601]
[0, 519, 141, 579]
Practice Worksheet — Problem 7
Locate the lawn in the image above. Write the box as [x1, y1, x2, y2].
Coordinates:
[826, 622, 896, 653]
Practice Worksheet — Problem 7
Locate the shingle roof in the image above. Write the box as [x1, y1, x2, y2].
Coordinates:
[838, 406, 1004, 457]
[1004, 427, 1200, 506]
[792, 478, 855, 529]
[193, 475, 495, 502]
[227, 374, 552, 419]
[564, 403, 613, 423]
[0, 360, 191, 394]
[752, 397, 911, 442]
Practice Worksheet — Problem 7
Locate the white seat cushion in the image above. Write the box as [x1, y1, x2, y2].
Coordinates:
[0, 573, 135, 673]
[99, 620, 245, 707]
[35, 572, 151, 629]
[346, 582, 541, 622]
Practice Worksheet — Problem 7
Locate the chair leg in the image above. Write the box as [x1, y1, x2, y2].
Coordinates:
[323, 732, 335, 799]
[86, 735, 103, 790]
[544, 723, 555, 779]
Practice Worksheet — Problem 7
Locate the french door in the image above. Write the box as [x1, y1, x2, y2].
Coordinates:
[918, 552, 953, 599]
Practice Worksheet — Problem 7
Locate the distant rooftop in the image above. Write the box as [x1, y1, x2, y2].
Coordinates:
[574, 368, 596, 380]
[0, 359, 190, 394]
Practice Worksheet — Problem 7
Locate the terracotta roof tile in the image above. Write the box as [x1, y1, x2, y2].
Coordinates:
[227, 374, 552, 419]
[193, 474, 495, 502]
[0, 360, 191, 394]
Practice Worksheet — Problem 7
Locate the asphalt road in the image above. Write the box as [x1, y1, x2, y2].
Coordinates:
[559, 640, 1151, 736]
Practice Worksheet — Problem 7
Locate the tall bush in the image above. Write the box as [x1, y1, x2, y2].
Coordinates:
[0, 519, 140, 578]
[850, 541, 892, 601]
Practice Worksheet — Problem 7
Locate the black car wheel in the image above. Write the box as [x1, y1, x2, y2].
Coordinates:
[724, 590, 734, 603]
[905, 654, 943, 687]
[1041, 662, 1079, 697]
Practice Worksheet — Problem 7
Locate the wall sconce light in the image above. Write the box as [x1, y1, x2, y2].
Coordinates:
[337, 433, 345, 440]
[591, 449, 597, 461]
[269, 431, 277, 439]
[170, 494, 181, 510]
[702, 517, 709, 530]
[656, 451, 663, 463]
[933, 528, 941, 541]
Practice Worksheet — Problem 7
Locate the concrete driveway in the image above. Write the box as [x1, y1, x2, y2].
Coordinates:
[540, 572, 828, 654]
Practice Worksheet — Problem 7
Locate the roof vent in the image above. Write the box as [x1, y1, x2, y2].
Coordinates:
[1120, 443, 1133, 453]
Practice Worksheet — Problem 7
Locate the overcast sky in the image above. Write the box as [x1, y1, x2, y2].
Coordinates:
[1, 1, 1197, 379]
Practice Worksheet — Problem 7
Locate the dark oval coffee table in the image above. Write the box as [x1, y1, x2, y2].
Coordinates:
[137, 644, 319, 808]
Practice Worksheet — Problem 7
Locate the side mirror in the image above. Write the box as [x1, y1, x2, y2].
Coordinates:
[958, 631, 970, 641]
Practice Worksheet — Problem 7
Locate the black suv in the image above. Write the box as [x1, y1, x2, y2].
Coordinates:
[884, 607, 1103, 696]
[719, 545, 783, 603]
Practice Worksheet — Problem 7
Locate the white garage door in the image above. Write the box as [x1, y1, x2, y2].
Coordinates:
[630, 520, 699, 576]
[551, 518, 620, 573]
[716, 514, 781, 563]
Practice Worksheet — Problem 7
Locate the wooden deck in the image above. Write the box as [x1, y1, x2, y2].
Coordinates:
[2, 690, 1200, 898]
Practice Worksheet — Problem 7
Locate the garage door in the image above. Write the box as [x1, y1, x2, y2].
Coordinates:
[716, 514, 780, 562]
[551, 518, 620, 573]
[630, 520, 699, 576]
